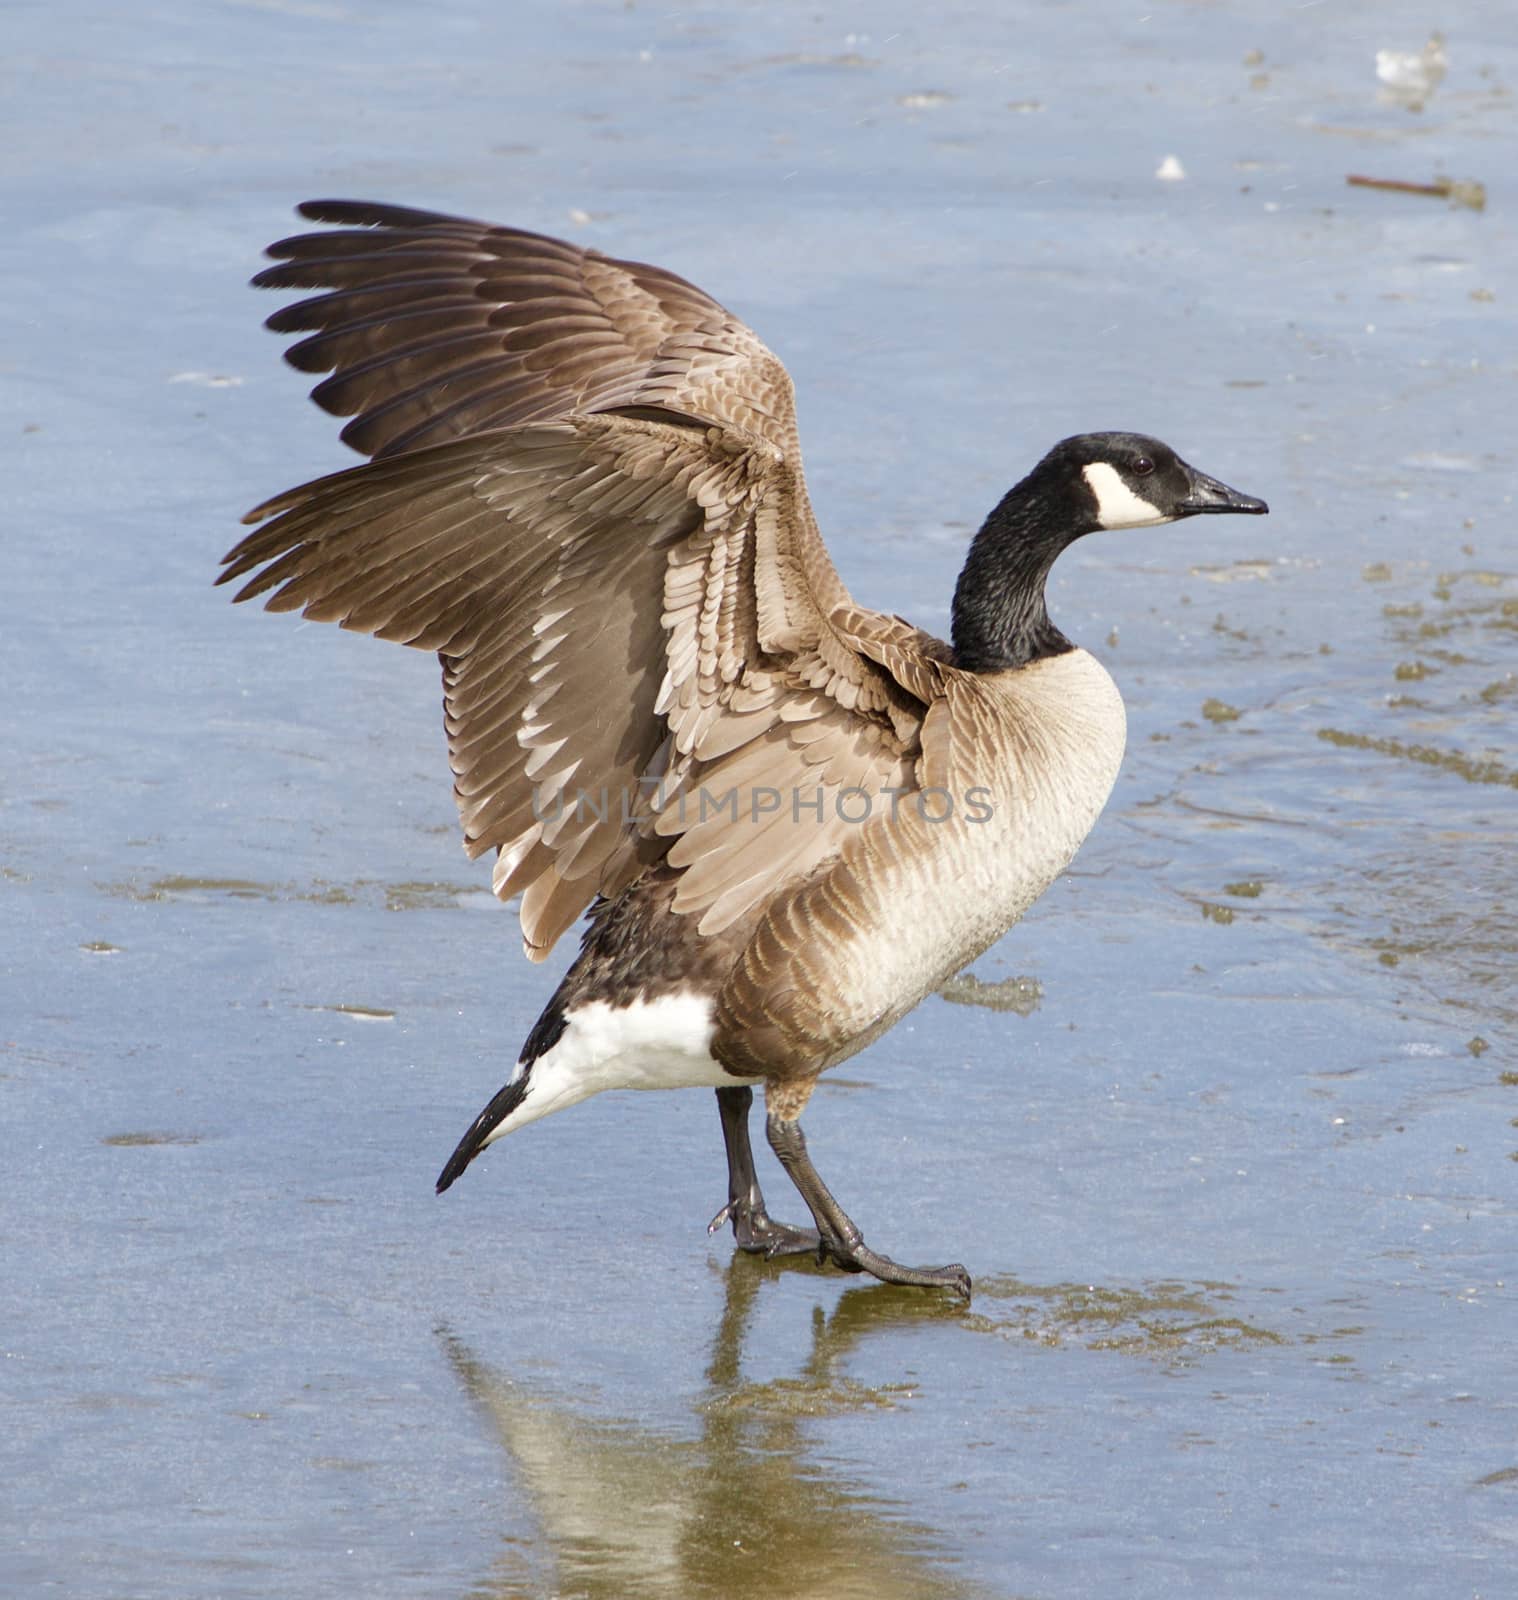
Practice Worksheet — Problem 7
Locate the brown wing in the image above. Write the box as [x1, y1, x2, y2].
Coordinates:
[223, 410, 945, 958]
[253, 199, 804, 462]
[231, 207, 949, 957]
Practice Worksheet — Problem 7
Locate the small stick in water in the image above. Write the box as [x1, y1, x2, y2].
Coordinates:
[1347, 173, 1487, 211]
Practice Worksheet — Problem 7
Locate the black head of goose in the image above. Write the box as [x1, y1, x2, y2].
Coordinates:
[222, 201, 1268, 1300]
[951, 430, 1266, 673]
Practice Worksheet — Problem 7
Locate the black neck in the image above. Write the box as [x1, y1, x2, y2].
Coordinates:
[951, 479, 1082, 672]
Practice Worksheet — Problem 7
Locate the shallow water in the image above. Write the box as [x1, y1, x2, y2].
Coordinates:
[6, 2, 1516, 1595]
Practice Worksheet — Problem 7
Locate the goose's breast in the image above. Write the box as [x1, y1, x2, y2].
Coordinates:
[942, 647, 1127, 961]
[815, 650, 1127, 1053]
[714, 649, 1128, 1078]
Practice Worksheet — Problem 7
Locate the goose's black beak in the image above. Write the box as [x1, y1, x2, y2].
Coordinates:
[1178, 468, 1269, 518]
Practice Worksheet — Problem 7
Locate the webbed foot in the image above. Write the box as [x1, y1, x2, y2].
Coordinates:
[766, 1112, 973, 1301]
[707, 1196, 822, 1257]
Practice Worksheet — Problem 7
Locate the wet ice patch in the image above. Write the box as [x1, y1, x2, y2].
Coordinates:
[298, 1004, 396, 1023]
[101, 1131, 203, 1147]
[1400, 451, 1480, 473]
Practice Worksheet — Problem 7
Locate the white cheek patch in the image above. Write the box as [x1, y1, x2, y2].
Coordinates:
[1082, 462, 1170, 530]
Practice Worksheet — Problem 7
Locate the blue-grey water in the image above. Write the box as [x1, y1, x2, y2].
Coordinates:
[5, 2, 1516, 1595]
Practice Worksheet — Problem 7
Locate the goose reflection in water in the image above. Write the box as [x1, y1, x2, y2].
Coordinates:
[440, 1260, 986, 1600]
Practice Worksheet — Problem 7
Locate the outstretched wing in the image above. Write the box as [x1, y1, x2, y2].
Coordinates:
[253, 198, 804, 462]
[227, 207, 949, 958]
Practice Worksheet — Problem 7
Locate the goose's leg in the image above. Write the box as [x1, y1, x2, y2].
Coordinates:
[707, 1087, 821, 1256]
[766, 1113, 972, 1299]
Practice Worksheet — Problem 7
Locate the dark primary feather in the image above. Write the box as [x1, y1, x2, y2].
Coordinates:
[251, 199, 804, 460]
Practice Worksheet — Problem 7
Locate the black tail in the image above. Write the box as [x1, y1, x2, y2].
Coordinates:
[435, 1072, 531, 1194]
[435, 1003, 567, 1194]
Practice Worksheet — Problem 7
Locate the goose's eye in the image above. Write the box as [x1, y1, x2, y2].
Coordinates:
[1133, 457, 1155, 476]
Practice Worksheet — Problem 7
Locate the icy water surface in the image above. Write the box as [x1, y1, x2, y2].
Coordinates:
[6, 2, 1516, 1595]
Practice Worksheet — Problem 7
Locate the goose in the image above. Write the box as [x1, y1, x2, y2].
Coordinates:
[221, 200, 1267, 1298]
